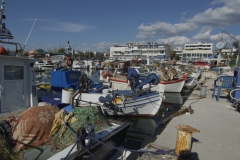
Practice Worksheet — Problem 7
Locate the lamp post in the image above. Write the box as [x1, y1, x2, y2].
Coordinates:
[222, 29, 240, 99]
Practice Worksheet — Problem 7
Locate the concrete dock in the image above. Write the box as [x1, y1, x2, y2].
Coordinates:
[139, 74, 240, 160]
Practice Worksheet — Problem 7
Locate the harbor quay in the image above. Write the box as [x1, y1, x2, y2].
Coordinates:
[138, 72, 240, 160]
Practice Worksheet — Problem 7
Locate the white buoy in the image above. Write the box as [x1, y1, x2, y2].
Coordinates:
[62, 88, 74, 103]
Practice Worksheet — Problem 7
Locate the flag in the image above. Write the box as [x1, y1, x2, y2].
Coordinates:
[0, 23, 14, 39]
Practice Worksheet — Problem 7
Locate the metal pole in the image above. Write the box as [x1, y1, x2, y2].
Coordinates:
[0, 0, 5, 40]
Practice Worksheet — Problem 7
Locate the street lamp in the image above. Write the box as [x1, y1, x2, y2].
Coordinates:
[221, 29, 240, 100]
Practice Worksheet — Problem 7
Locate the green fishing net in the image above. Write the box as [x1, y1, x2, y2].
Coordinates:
[50, 106, 111, 153]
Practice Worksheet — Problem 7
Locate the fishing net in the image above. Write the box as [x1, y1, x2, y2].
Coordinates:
[167, 68, 177, 77]
[152, 63, 158, 69]
[49, 107, 111, 153]
[159, 67, 167, 74]
[0, 135, 23, 160]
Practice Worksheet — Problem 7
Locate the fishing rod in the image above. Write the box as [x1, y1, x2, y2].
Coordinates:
[22, 17, 37, 52]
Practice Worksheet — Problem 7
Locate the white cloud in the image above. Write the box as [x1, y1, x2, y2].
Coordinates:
[192, 26, 213, 40]
[155, 36, 191, 47]
[92, 41, 112, 50]
[38, 19, 93, 32]
[190, 0, 240, 26]
[134, 0, 240, 50]
[136, 22, 198, 39]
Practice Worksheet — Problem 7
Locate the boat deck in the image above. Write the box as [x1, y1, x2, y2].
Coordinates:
[139, 73, 240, 160]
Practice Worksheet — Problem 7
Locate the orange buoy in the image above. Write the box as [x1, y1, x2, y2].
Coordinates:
[101, 71, 109, 79]
[0, 47, 7, 55]
[66, 57, 73, 67]
[182, 73, 187, 80]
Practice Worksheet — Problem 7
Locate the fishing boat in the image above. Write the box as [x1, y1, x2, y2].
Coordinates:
[100, 66, 185, 93]
[108, 117, 157, 143]
[48, 121, 130, 160]
[72, 59, 96, 69]
[73, 69, 164, 117]
[40, 68, 164, 117]
[0, 2, 38, 113]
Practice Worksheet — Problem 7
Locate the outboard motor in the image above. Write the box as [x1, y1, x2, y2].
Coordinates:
[136, 73, 159, 90]
[127, 68, 140, 92]
[127, 68, 159, 91]
[78, 74, 89, 93]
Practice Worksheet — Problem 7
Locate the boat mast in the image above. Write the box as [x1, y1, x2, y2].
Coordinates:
[0, 0, 23, 54]
[22, 17, 37, 52]
[0, 0, 5, 40]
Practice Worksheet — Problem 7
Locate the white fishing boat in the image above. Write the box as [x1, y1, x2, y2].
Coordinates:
[39, 67, 164, 117]
[72, 59, 96, 69]
[100, 66, 185, 93]
[34, 59, 55, 72]
[99, 90, 163, 117]
[72, 69, 164, 117]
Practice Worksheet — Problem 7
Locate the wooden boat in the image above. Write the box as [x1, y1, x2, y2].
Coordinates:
[101, 68, 185, 93]
[98, 90, 163, 117]
[72, 69, 164, 117]
[40, 69, 164, 117]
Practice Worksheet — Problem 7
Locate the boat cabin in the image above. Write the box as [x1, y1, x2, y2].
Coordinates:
[0, 56, 38, 113]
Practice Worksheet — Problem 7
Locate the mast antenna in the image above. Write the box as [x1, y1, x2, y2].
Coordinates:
[22, 17, 37, 52]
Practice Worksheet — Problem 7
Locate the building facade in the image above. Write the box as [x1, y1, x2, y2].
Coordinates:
[181, 42, 213, 62]
[110, 42, 169, 61]
[174, 46, 183, 55]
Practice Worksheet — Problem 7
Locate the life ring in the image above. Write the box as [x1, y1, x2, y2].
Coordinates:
[66, 57, 73, 67]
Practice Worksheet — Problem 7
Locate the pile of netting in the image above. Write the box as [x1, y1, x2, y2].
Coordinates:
[50, 107, 110, 153]
[0, 136, 23, 160]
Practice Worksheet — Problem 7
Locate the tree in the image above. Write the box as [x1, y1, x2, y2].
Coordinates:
[55, 46, 66, 53]
[169, 50, 176, 60]
[36, 48, 45, 53]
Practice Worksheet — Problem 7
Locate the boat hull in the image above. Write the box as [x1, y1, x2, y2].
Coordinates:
[49, 123, 130, 160]
[107, 77, 184, 93]
[101, 92, 162, 117]
[74, 91, 162, 117]
[158, 79, 185, 92]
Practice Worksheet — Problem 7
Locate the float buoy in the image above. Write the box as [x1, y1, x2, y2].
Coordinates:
[66, 57, 73, 67]
[0, 47, 7, 55]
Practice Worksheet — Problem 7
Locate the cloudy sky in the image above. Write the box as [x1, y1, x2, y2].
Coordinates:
[2, 0, 240, 51]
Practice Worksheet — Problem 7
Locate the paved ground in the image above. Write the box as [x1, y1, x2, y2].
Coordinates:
[141, 74, 240, 160]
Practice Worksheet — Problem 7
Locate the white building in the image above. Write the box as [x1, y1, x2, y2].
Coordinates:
[181, 42, 213, 62]
[110, 42, 169, 61]
[174, 47, 183, 55]
[220, 47, 237, 55]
